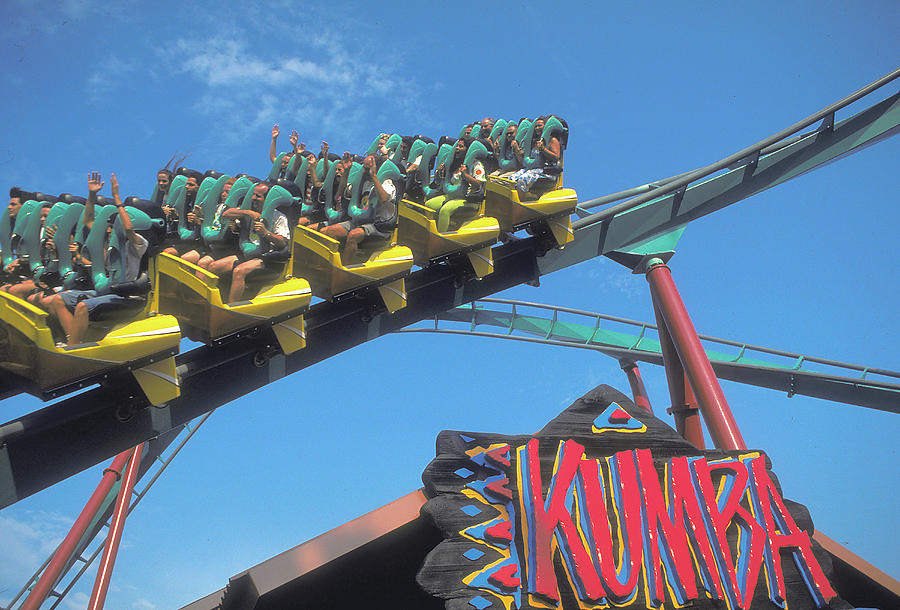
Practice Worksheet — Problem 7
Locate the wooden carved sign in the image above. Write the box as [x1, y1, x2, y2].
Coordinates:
[418, 385, 854, 610]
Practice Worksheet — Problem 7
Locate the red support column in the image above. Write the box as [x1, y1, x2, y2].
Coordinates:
[652, 297, 705, 448]
[88, 443, 144, 610]
[618, 359, 653, 414]
[645, 259, 746, 451]
[21, 451, 131, 610]
[680, 373, 705, 448]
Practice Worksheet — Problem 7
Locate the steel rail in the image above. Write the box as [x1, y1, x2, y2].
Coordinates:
[464, 298, 900, 380]
[574, 67, 900, 225]
[0, 70, 897, 509]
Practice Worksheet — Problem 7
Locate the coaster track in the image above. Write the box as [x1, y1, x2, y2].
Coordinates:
[0, 69, 897, 510]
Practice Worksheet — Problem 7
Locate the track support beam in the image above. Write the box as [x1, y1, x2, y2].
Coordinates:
[645, 258, 745, 450]
[618, 359, 652, 414]
[88, 443, 143, 610]
[21, 451, 130, 610]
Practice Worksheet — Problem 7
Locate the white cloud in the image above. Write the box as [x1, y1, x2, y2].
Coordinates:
[0, 510, 72, 605]
[64, 591, 90, 610]
[86, 54, 136, 100]
[156, 21, 422, 161]
[132, 599, 157, 609]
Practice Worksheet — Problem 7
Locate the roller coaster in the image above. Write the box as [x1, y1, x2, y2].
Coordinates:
[1, 68, 898, 608]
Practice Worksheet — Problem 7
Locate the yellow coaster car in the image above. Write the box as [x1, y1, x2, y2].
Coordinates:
[398, 198, 499, 279]
[156, 253, 310, 353]
[157, 183, 311, 354]
[484, 176, 578, 248]
[291, 224, 413, 313]
[0, 258, 181, 405]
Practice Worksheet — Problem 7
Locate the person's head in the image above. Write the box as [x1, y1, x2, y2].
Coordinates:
[250, 183, 270, 212]
[400, 136, 414, 159]
[480, 117, 494, 132]
[463, 124, 473, 136]
[280, 152, 293, 169]
[533, 117, 545, 135]
[40, 201, 53, 222]
[157, 171, 172, 194]
[7, 188, 22, 218]
[185, 175, 200, 194]
[455, 138, 467, 154]
[219, 177, 237, 204]
[506, 123, 517, 140]
[182, 170, 203, 202]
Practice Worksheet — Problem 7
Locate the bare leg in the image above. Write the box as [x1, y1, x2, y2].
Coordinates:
[47, 294, 75, 339]
[180, 250, 202, 265]
[319, 224, 347, 242]
[7, 279, 36, 299]
[229, 258, 264, 303]
[207, 255, 238, 276]
[344, 227, 366, 262]
[68, 301, 90, 346]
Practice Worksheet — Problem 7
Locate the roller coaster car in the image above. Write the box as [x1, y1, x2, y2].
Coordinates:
[157, 178, 310, 353]
[484, 178, 577, 248]
[485, 117, 577, 248]
[290, 161, 413, 313]
[398, 141, 500, 279]
[0, 205, 182, 405]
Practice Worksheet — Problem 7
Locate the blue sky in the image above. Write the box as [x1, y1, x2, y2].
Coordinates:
[1, 1, 898, 608]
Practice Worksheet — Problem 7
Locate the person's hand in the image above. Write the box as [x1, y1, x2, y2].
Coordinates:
[88, 172, 104, 194]
[271, 124, 280, 139]
[321, 140, 329, 155]
[44, 225, 56, 240]
[162, 205, 175, 219]
[110, 173, 120, 198]
[511, 140, 521, 152]
[289, 130, 299, 147]
[69, 242, 79, 254]
[186, 212, 199, 224]
[5, 260, 17, 273]
[253, 220, 266, 234]
[459, 164, 467, 175]
[245, 209, 261, 220]
[536, 140, 544, 151]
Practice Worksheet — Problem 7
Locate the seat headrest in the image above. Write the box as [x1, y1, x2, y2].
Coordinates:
[57, 193, 87, 204]
[276, 179, 302, 198]
[33, 192, 59, 203]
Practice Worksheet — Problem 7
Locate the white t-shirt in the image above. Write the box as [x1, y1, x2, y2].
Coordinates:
[360, 179, 397, 209]
[108, 233, 149, 283]
[248, 209, 290, 246]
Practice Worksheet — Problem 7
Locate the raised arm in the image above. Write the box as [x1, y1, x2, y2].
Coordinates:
[308, 157, 324, 188]
[110, 173, 140, 247]
[365, 157, 391, 204]
[269, 124, 280, 163]
[84, 171, 104, 230]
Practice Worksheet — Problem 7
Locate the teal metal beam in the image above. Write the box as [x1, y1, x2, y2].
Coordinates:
[395, 300, 900, 414]
[539, 90, 900, 275]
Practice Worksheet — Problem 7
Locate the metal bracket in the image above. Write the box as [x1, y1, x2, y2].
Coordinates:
[667, 402, 700, 416]
[818, 112, 835, 132]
